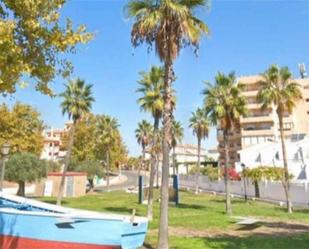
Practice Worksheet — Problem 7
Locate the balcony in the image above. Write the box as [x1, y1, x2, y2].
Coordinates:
[241, 127, 274, 136]
[242, 90, 259, 97]
[240, 115, 273, 124]
[247, 103, 264, 109]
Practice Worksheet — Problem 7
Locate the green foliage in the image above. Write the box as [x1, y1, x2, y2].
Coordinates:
[135, 120, 153, 154]
[75, 160, 104, 179]
[60, 78, 95, 123]
[205, 167, 220, 181]
[189, 108, 209, 141]
[0, 0, 93, 95]
[171, 120, 184, 149]
[189, 166, 220, 181]
[0, 103, 44, 155]
[5, 152, 47, 183]
[137, 66, 165, 120]
[126, 0, 209, 62]
[62, 113, 128, 171]
[242, 166, 293, 182]
[126, 156, 141, 170]
[203, 72, 248, 130]
[257, 65, 302, 114]
[47, 160, 61, 173]
[71, 114, 97, 162]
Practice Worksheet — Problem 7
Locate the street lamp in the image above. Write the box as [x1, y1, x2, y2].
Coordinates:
[241, 163, 248, 202]
[0, 143, 10, 191]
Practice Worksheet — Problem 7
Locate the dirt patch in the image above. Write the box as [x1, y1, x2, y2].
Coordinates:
[148, 220, 309, 239]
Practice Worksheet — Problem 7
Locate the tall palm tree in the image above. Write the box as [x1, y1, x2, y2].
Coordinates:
[135, 120, 152, 172]
[203, 72, 247, 215]
[189, 108, 209, 194]
[96, 115, 119, 192]
[257, 65, 302, 213]
[57, 78, 94, 205]
[171, 120, 183, 175]
[137, 65, 164, 221]
[126, 1, 209, 246]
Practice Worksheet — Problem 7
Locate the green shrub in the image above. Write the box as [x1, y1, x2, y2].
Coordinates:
[189, 166, 220, 181]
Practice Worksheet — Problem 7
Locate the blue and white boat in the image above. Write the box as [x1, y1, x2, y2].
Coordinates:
[0, 192, 148, 249]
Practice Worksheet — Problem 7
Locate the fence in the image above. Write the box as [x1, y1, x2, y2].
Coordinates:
[179, 174, 309, 206]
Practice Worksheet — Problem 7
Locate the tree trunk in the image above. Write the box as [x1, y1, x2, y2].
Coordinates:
[278, 111, 292, 213]
[254, 180, 260, 198]
[156, 154, 159, 188]
[223, 129, 232, 215]
[57, 123, 75, 206]
[106, 150, 110, 192]
[147, 117, 160, 221]
[157, 60, 173, 249]
[195, 138, 201, 194]
[172, 146, 176, 175]
[137, 147, 145, 177]
[17, 181, 25, 197]
[88, 178, 94, 192]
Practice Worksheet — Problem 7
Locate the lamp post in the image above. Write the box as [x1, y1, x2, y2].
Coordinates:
[241, 163, 248, 202]
[0, 143, 10, 191]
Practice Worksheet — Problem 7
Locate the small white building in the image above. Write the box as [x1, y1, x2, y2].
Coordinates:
[235, 135, 309, 181]
[146, 144, 218, 175]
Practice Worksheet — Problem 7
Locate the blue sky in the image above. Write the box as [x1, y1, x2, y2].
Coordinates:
[2, 0, 309, 156]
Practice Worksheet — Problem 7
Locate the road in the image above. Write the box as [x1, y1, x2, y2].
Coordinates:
[94, 170, 149, 192]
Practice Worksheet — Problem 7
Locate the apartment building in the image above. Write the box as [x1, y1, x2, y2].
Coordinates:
[217, 75, 309, 167]
[41, 126, 69, 161]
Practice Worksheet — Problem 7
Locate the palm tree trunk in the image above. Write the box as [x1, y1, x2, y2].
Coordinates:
[157, 60, 173, 249]
[147, 117, 159, 221]
[57, 123, 75, 206]
[172, 146, 176, 175]
[156, 154, 159, 188]
[195, 138, 201, 194]
[106, 150, 110, 192]
[278, 111, 292, 213]
[223, 129, 232, 215]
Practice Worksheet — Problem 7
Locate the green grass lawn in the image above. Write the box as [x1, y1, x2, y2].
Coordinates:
[40, 190, 309, 249]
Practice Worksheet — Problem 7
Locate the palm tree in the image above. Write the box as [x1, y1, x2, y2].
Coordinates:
[171, 120, 183, 175]
[137, 65, 164, 221]
[96, 115, 119, 192]
[57, 78, 94, 205]
[189, 108, 209, 194]
[126, 1, 209, 246]
[257, 65, 302, 213]
[203, 72, 247, 215]
[135, 120, 152, 172]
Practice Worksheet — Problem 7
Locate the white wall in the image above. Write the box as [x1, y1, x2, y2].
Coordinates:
[179, 174, 309, 206]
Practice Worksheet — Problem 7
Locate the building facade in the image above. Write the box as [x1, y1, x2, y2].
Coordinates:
[41, 127, 68, 161]
[217, 76, 309, 167]
[235, 136, 309, 181]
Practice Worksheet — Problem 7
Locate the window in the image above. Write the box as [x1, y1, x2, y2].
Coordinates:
[306, 98, 309, 102]
[49, 143, 53, 147]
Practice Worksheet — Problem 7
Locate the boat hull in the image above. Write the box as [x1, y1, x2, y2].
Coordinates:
[0, 193, 148, 249]
[0, 235, 120, 249]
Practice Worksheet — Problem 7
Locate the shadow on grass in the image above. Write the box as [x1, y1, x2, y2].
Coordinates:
[262, 221, 309, 230]
[145, 232, 309, 249]
[104, 207, 138, 214]
[41, 200, 69, 205]
[210, 199, 245, 204]
[273, 206, 309, 214]
[177, 203, 207, 210]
